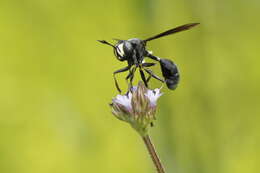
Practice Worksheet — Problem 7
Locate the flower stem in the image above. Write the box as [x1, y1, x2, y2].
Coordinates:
[142, 135, 165, 173]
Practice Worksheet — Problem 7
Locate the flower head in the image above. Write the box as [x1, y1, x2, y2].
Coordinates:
[110, 81, 163, 136]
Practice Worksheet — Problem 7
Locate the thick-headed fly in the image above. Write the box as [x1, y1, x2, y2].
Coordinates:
[98, 23, 199, 93]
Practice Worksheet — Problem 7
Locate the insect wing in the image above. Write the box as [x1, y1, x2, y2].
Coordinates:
[144, 23, 199, 42]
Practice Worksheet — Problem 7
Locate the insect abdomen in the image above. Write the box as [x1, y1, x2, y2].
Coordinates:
[159, 58, 180, 90]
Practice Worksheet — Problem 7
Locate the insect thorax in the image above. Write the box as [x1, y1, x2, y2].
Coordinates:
[114, 38, 146, 64]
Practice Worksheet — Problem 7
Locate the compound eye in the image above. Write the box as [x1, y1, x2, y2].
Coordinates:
[114, 43, 126, 61]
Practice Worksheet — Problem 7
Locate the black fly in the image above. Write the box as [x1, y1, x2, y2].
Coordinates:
[98, 23, 199, 93]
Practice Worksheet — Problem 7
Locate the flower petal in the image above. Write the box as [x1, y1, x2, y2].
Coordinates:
[112, 92, 132, 110]
[145, 88, 163, 106]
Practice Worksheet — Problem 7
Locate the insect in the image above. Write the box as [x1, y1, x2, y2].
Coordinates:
[98, 23, 199, 93]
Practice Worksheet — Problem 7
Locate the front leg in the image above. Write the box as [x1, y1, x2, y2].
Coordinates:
[113, 66, 131, 93]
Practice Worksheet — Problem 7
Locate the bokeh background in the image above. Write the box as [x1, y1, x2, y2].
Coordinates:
[0, 0, 259, 173]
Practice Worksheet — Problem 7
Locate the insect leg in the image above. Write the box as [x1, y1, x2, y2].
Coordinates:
[141, 62, 156, 83]
[113, 66, 131, 93]
[146, 75, 152, 83]
[139, 67, 148, 87]
[125, 70, 132, 81]
[125, 68, 133, 89]
[142, 62, 156, 67]
[144, 68, 165, 83]
[129, 67, 137, 89]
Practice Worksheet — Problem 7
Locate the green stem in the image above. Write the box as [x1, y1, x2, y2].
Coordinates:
[142, 135, 165, 173]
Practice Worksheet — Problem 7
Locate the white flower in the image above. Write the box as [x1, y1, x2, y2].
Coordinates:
[145, 88, 163, 107]
[112, 92, 133, 111]
[110, 81, 163, 136]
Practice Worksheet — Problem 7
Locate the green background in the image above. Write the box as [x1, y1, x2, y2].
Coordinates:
[0, 0, 259, 173]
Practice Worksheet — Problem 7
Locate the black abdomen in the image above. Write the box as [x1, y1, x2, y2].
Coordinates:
[159, 58, 180, 90]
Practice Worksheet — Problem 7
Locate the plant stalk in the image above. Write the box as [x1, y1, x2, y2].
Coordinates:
[142, 135, 165, 173]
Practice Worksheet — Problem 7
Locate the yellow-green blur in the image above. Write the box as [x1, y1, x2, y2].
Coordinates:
[0, 0, 259, 173]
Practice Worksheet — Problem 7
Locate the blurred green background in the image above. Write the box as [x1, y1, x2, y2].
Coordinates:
[0, 0, 259, 173]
